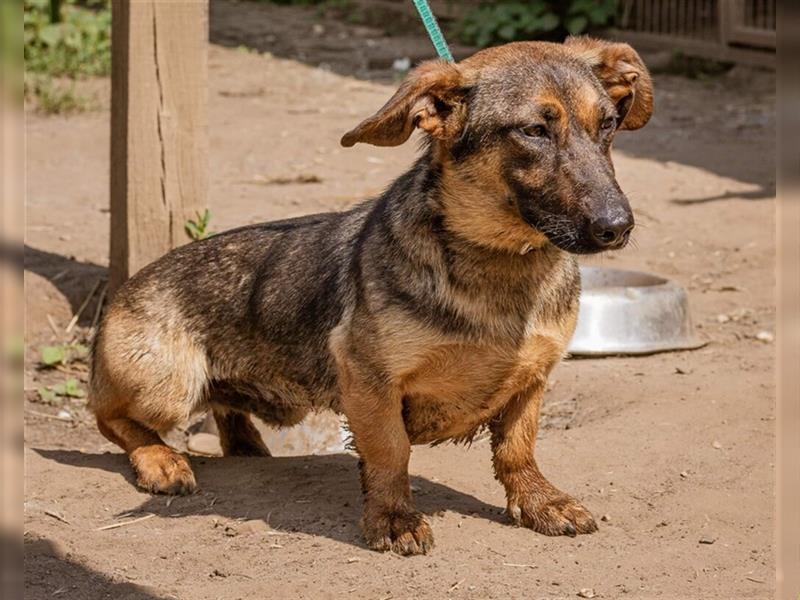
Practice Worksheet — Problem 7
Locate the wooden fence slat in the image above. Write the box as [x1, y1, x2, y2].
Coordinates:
[110, 0, 209, 295]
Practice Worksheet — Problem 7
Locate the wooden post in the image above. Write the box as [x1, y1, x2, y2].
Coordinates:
[109, 0, 208, 295]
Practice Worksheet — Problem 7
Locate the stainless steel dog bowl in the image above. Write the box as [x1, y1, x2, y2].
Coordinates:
[567, 266, 705, 356]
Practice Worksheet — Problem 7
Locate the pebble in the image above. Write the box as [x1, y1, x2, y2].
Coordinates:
[578, 588, 597, 598]
[187, 432, 223, 457]
[755, 330, 774, 343]
[699, 535, 717, 545]
[712, 440, 722, 449]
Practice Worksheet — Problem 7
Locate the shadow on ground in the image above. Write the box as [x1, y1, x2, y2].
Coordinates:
[25, 536, 169, 600]
[33, 449, 506, 551]
[24, 245, 107, 326]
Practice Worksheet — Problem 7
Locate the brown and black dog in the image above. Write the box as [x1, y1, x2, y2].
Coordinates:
[89, 37, 653, 555]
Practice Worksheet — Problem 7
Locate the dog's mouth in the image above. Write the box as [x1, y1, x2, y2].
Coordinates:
[519, 205, 629, 255]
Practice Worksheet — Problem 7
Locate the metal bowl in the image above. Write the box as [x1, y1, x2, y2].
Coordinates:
[567, 266, 706, 356]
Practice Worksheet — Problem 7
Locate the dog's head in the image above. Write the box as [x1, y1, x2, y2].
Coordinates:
[342, 38, 653, 255]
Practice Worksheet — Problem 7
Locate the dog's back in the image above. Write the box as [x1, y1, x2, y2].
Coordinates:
[89, 205, 369, 471]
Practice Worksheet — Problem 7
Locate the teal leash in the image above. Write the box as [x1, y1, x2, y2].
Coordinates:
[411, 0, 454, 62]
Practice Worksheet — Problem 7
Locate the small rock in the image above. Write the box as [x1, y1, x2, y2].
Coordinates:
[187, 432, 223, 457]
[577, 588, 597, 598]
[712, 440, 722, 450]
[223, 524, 238, 537]
[755, 330, 774, 343]
[600, 514, 611, 522]
[716, 313, 731, 323]
[699, 535, 716, 545]
[56, 409, 72, 421]
[680, 471, 689, 478]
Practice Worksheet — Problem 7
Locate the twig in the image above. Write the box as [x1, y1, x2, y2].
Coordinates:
[96, 513, 155, 531]
[502, 562, 537, 569]
[746, 576, 765, 584]
[25, 409, 69, 421]
[44, 509, 70, 524]
[51, 268, 69, 282]
[90, 282, 108, 331]
[448, 579, 465, 592]
[46, 314, 60, 337]
[66, 279, 102, 333]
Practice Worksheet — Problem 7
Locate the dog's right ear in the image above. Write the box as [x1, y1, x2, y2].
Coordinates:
[341, 60, 466, 147]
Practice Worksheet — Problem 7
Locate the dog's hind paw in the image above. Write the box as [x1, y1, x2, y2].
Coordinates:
[361, 509, 434, 556]
[511, 493, 597, 537]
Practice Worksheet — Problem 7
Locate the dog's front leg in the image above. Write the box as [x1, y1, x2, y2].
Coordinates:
[491, 383, 597, 537]
[340, 373, 433, 556]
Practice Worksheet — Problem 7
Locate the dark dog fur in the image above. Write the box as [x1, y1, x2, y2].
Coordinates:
[89, 38, 653, 555]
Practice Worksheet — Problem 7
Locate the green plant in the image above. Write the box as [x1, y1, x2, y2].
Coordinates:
[564, 0, 617, 36]
[24, 0, 111, 78]
[459, 2, 559, 47]
[24, 0, 110, 113]
[185, 209, 216, 241]
[24, 73, 94, 114]
[38, 377, 86, 403]
[39, 341, 89, 368]
[457, 0, 617, 48]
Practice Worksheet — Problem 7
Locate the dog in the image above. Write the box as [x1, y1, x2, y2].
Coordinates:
[89, 37, 653, 556]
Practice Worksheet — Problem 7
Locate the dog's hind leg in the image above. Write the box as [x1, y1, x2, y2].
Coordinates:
[89, 308, 206, 495]
[211, 406, 271, 457]
[208, 382, 271, 457]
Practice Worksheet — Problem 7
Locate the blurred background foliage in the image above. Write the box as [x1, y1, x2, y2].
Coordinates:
[457, 0, 618, 47]
[23, 0, 110, 113]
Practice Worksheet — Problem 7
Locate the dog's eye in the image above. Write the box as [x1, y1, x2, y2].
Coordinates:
[520, 124, 548, 139]
[600, 116, 617, 132]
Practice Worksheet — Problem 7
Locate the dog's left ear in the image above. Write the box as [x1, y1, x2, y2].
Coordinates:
[565, 36, 653, 130]
[341, 60, 466, 147]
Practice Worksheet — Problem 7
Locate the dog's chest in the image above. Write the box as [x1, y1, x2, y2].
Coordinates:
[392, 326, 567, 444]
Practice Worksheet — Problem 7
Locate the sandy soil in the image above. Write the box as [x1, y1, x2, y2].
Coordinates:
[24, 1, 776, 598]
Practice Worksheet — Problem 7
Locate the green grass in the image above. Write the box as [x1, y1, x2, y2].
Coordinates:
[24, 0, 110, 113]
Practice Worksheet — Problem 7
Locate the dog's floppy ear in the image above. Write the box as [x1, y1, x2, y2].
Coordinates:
[341, 60, 466, 147]
[565, 36, 653, 131]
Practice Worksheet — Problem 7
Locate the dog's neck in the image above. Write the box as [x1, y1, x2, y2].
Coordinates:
[381, 152, 569, 290]
[389, 151, 556, 259]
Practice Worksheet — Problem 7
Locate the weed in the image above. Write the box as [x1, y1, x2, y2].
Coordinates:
[457, 0, 617, 48]
[38, 377, 86, 403]
[24, 0, 111, 78]
[39, 341, 89, 368]
[185, 209, 216, 242]
[24, 0, 110, 112]
[24, 73, 95, 114]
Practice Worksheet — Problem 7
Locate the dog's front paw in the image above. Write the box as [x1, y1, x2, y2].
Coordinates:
[130, 445, 197, 495]
[361, 508, 434, 556]
[509, 492, 597, 537]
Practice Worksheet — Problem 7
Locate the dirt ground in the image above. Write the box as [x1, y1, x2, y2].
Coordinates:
[24, 1, 776, 599]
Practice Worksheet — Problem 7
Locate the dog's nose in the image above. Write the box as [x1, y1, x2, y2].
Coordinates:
[589, 214, 634, 249]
